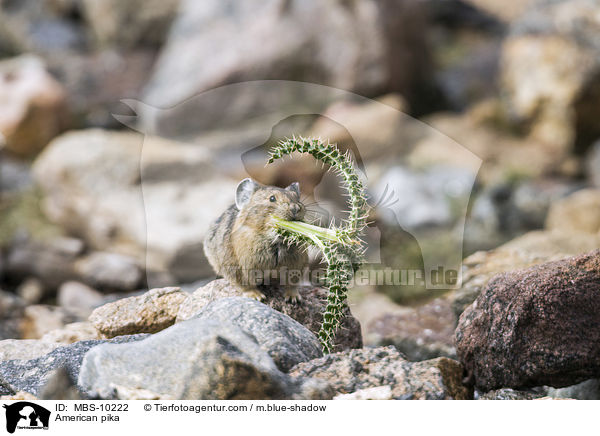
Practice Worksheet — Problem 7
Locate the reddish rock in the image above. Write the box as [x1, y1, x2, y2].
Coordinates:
[456, 249, 600, 391]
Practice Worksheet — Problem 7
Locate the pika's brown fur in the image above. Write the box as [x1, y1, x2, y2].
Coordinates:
[203, 178, 308, 302]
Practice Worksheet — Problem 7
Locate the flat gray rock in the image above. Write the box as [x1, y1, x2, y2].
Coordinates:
[192, 297, 322, 372]
[0, 339, 63, 362]
[78, 317, 331, 400]
[0, 335, 148, 397]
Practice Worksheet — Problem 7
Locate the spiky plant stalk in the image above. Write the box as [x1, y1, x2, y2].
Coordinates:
[267, 136, 369, 353]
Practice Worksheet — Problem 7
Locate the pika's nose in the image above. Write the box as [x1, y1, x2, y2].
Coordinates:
[291, 204, 301, 219]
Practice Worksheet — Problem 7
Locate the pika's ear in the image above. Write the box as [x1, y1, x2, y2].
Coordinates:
[235, 178, 259, 209]
[285, 182, 300, 196]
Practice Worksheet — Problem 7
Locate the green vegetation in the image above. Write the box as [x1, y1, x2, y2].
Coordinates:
[267, 136, 369, 353]
[0, 189, 63, 245]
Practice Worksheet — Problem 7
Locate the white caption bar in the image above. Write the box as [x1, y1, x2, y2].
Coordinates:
[0, 399, 594, 436]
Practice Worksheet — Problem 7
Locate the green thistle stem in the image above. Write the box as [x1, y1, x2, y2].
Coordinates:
[267, 136, 369, 353]
[271, 216, 339, 242]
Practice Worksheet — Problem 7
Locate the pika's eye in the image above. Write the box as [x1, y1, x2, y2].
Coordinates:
[269, 195, 276, 202]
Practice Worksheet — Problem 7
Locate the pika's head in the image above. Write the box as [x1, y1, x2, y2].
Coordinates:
[235, 178, 305, 222]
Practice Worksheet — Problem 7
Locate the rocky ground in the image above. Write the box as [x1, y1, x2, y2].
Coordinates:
[2, 247, 600, 400]
[1, 0, 600, 400]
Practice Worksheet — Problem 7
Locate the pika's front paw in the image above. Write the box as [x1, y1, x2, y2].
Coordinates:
[242, 289, 266, 302]
[284, 288, 302, 304]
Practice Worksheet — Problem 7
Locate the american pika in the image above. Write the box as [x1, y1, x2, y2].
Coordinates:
[204, 178, 308, 302]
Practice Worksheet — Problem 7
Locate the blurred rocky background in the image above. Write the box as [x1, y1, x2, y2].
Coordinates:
[1, 0, 600, 400]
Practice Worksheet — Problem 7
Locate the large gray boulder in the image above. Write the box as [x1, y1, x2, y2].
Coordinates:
[192, 297, 323, 372]
[78, 316, 330, 400]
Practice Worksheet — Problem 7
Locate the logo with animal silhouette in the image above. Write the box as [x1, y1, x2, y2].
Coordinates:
[115, 80, 481, 290]
[2, 402, 50, 433]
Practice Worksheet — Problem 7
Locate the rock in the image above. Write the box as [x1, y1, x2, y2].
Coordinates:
[41, 322, 100, 344]
[0, 391, 38, 401]
[409, 109, 569, 186]
[290, 346, 472, 400]
[192, 297, 322, 372]
[365, 296, 456, 361]
[32, 129, 238, 283]
[175, 279, 247, 320]
[586, 140, 600, 187]
[0, 290, 26, 340]
[477, 388, 547, 400]
[0, 55, 68, 157]
[0, 1, 156, 129]
[512, 179, 576, 229]
[545, 189, 600, 235]
[96, 292, 323, 372]
[0, 152, 32, 193]
[78, 318, 331, 400]
[141, 0, 435, 133]
[428, 2, 505, 110]
[21, 305, 89, 340]
[32, 129, 146, 255]
[501, 0, 600, 151]
[15, 277, 44, 304]
[0, 339, 61, 362]
[268, 288, 363, 353]
[0, 0, 87, 55]
[451, 229, 600, 318]
[465, 179, 578, 252]
[81, 0, 179, 48]
[89, 287, 187, 338]
[5, 236, 84, 289]
[308, 94, 409, 162]
[99, 386, 165, 401]
[48, 49, 157, 129]
[58, 281, 104, 311]
[74, 251, 142, 291]
[464, 0, 536, 23]
[456, 249, 600, 391]
[547, 379, 600, 400]
[334, 385, 393, 400]
[0, 335, 148, 397]
[176, 279, 362, 352]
